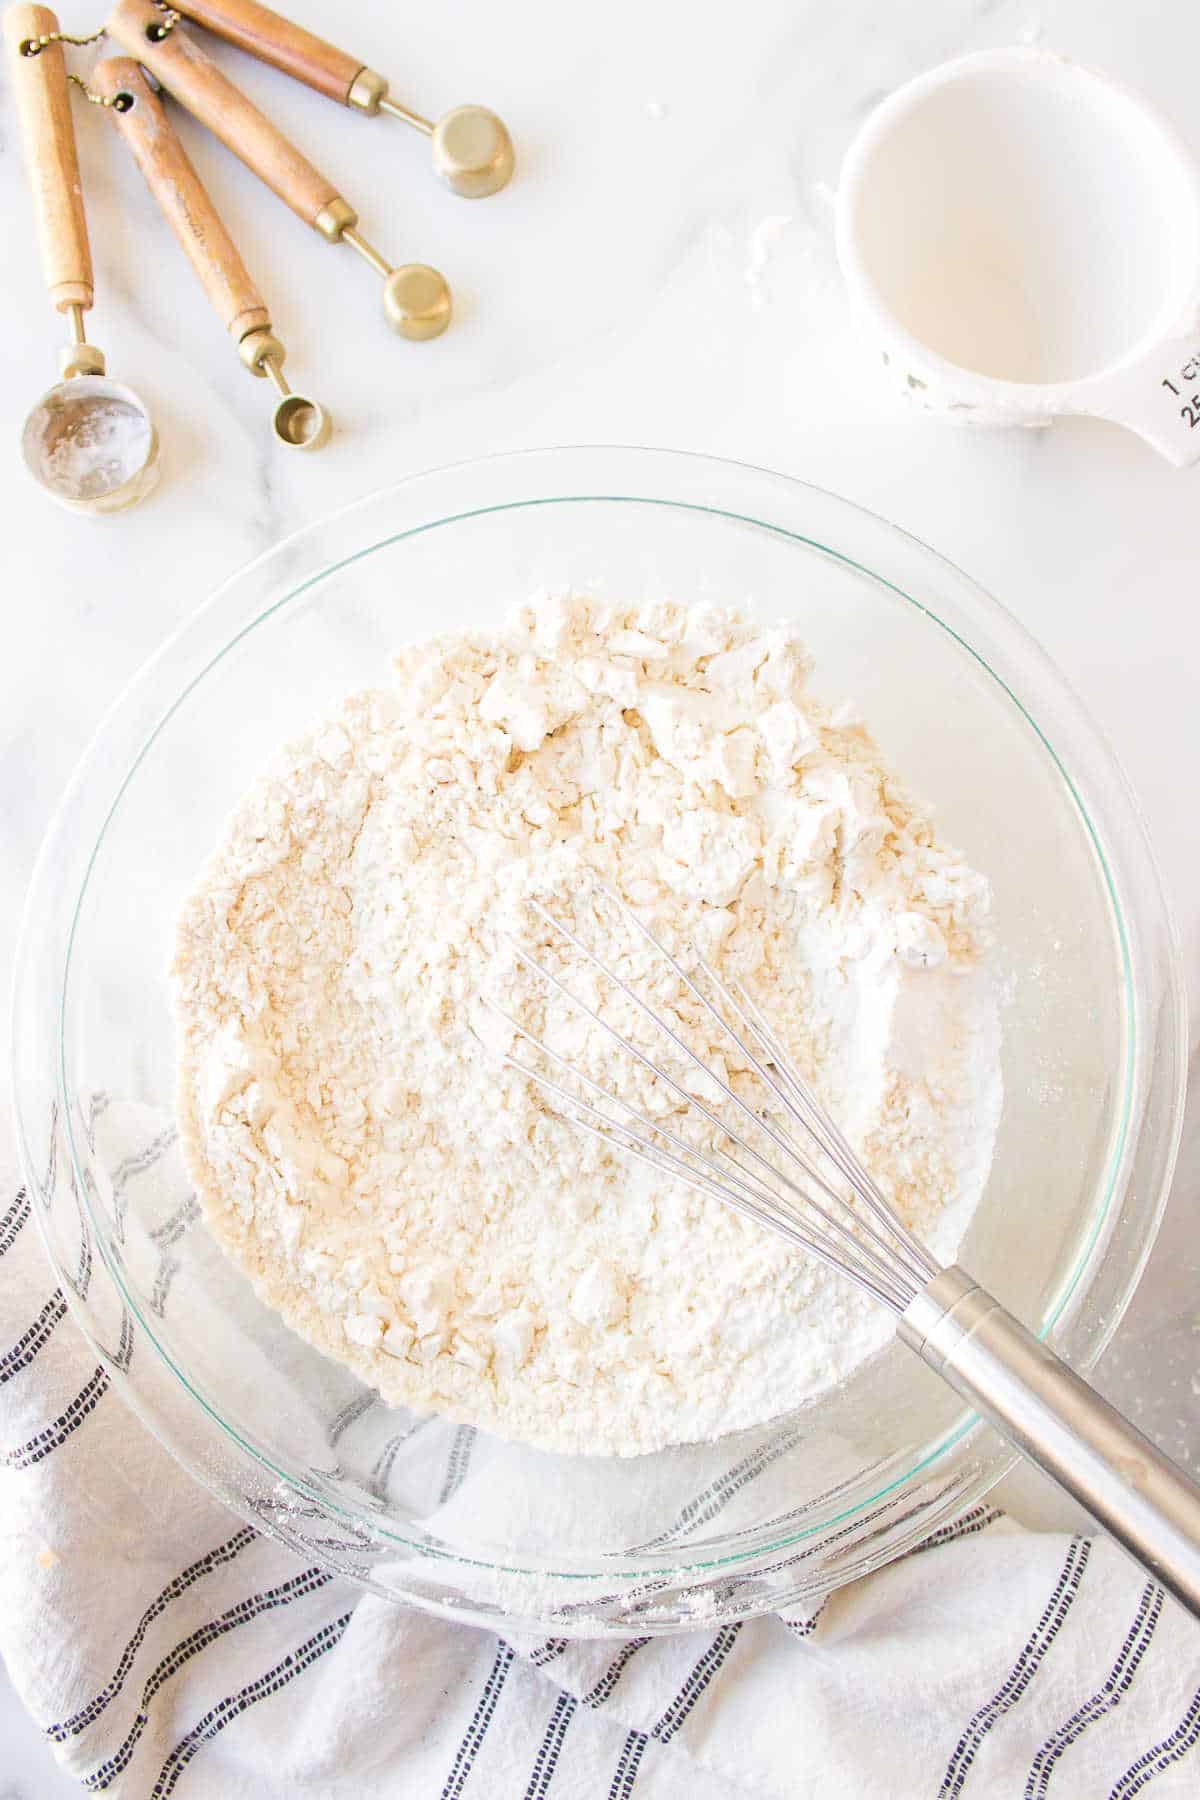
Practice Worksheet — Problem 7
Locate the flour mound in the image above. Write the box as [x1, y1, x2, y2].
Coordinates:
[173, 596, 1000, 1456]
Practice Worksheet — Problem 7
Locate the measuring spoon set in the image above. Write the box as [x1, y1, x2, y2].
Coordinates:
[8, 0, 515, 510]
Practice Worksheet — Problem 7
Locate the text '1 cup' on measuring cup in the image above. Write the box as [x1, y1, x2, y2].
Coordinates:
[836, 48, 1200, 466]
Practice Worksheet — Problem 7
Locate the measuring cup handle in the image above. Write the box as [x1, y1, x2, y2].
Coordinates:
[1079, 327, 1200, 468]
[5, 4, 94, 313]
[93, 57, 271, 344]
[106, 0, 341, 230]
[174, 0, 363, 106]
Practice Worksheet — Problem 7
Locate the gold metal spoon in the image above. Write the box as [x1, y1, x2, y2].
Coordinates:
[94, 55, 330, 449]
[107, 0, 452, 340]
[8, 4, 159, 512]
[174, 0, 514, 197]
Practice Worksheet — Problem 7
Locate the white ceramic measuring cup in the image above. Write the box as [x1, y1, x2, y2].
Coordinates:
[836, 48, 1200, 465]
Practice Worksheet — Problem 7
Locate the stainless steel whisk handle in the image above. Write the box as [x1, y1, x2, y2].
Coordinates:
[900, 1267, 1200, 1619]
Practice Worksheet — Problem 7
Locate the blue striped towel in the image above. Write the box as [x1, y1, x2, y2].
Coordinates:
[2, 1117, 1198, 1798]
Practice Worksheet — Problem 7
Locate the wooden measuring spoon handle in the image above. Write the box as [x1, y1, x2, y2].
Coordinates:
[174, 0, 362, 106]
[105, 0, 343, 229]
[5, 4, 93, 312]
[93, 57, 271, 343]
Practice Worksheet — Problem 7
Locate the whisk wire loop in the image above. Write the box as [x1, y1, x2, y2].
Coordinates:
[562, 1089, 913, 1311]
[490, 999, 915, 1309]
[597, 885, 937, 1287]
[703, 960, 939, 1285]
[500, 893, 939, 1311]
[523, 903, 861, 1220]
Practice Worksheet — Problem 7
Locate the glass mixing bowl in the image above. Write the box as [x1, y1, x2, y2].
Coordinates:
[11, 448, 1186, 1635]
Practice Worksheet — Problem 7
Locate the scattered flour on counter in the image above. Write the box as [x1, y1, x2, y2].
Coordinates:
[745, 214, 794, 306]
[173, 595, 1001, 1457]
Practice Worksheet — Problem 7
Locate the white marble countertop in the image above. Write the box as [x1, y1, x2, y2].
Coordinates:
[2, 0, 1198, 1789]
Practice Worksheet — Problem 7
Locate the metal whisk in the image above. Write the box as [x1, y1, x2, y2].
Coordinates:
[491, 888, 1200, 1618]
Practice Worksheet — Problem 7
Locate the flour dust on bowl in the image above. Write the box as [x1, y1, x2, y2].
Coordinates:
[13, 449, 1185, 1633]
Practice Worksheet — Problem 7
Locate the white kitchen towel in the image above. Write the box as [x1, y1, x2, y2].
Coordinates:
[3, 1147, 1200, 1798]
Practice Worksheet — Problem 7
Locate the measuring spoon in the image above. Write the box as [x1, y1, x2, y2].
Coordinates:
[107, 0, 452, 340]
[94, 56, 330, 449]
[174, 0, 514, 198]
[837, 49, 1200, 466]
[7, 3, 159, 512]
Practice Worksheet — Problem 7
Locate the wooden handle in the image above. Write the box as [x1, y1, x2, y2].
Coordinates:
[93, 58, 270, 342]
[175, 0, 362, 105]
[105, 0, 341, 228]
[5, 4, 93, 311]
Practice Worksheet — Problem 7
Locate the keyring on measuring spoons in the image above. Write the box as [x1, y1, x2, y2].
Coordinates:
[8, 4, 159, 512]
[173, 0, 514, 198]
[837, 49, 1200, 466]
[93, 57, 330, 450]
[107, 0, 453, 339]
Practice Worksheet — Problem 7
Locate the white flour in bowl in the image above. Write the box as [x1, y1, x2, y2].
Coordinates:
[173, 595, 1001, 1456]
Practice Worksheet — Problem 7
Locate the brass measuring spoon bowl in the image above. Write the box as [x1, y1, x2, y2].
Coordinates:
[381, 263, 454, 340]
[237, 325, 331, 449]
[19, 317, 160, 514]
[410, 102, 515, 200]
[243, 336, 331, 450]
[22, 371, 160, 513]
[271, 392, 332, 451]
[432, 106, 514, 200]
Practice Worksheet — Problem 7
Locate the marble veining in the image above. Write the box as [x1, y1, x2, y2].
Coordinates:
[1, 0, 1198, 1788]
